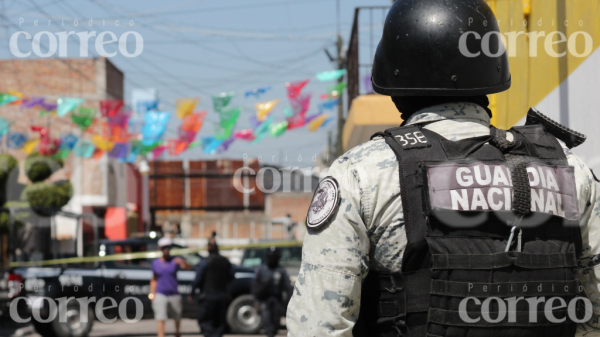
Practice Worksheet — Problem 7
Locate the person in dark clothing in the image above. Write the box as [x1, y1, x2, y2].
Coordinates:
[253, 247, 293, 337]
[189, 238, 234, 337]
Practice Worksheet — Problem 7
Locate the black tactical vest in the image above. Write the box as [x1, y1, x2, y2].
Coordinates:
[201, 253, 231, 294]
[354, 109, 587, 337]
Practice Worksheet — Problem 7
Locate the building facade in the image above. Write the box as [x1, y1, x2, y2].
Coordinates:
[0, 57, 139, 259]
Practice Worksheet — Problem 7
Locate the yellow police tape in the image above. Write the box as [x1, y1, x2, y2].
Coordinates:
[9, 240, 303, 268]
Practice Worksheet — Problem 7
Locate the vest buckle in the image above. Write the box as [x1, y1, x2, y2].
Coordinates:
[505, 215, 524, 252]
[383, 274, 403, 293]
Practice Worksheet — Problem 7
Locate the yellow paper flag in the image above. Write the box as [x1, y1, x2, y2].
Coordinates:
[92, 135, 114, 151]
[307, 114, 328, 132]
[256, 99, 279, 122]
[176, 98, 200, 119]
[7, 90, 23, 98]
[22, 139, 40, 154]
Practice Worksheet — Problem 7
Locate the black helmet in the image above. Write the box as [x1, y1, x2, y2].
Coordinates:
[372, 0, 511, 96]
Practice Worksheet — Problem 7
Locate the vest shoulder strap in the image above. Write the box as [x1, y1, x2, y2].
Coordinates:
[523, 107, 586, 149]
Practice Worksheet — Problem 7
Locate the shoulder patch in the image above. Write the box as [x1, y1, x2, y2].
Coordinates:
[306, 177, 340, 230]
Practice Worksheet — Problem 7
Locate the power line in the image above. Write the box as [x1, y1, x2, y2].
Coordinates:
[96, 0, 336, 19]
[83, 0, 334, 89]
[86, 0, 334, 68]
[34, 0, 219, 123]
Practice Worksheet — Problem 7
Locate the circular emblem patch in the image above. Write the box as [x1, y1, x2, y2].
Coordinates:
[306, 177, 340, 229]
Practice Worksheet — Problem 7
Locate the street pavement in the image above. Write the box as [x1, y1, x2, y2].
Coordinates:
[21, 318, 287, 337]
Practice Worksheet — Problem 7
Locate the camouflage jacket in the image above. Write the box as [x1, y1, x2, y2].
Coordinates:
[286, 103, 600, 336]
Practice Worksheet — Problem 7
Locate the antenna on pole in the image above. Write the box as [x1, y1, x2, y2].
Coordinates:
[337, 0, 341, 37]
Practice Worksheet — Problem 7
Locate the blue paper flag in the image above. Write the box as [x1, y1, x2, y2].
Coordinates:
[136, 100, 160, 114]
[318, 98, 339, 113]
[251, 115, 273, 144]
[322, 117, 335, 127]
[201, 137, 224, 154]
[73, 140, 95, 158]
[61, 134, 79, 150]
[0, 118, 9, 136]
[245, 86, 272, 99]
[316, 69, 347, 82]
[141, 111, 170, 146]
[7, 132, 27, 149]
[57, 98, 84, 117]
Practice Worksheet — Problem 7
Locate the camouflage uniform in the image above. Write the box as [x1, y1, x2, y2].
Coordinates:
[286, 103, 600, 336]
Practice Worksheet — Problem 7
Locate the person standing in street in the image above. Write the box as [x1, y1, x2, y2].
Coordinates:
[150, 237, 190, 337]
[189, 238, 234, 337]
[253, 247, 293, 337]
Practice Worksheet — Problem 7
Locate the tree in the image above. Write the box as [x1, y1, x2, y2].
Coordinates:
[21, 152, 72, 216]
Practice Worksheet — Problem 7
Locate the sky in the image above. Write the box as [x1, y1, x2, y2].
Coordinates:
[0, 0, 393, 166]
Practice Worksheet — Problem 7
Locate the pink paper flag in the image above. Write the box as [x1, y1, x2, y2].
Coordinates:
[285, 79, 309, 99]
[152, 145, 167, 159]
[233, 129, 255, 142]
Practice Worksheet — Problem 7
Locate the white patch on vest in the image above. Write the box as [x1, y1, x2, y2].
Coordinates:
[471, 188, 489, 210]
[474, 165, 492, 185]
[306, 177, 340, 230]
[427, 162, 580, 220]
[546, 169, 559, 191]
[487, 187, 503, 210]
[492, 166, 509, 186]
[451, 189, 469, 210]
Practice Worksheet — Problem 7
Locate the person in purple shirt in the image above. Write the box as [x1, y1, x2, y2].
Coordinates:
[150, 238, 190, 337]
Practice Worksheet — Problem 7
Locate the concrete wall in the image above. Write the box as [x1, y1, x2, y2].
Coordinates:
[486, 0, 600, 173]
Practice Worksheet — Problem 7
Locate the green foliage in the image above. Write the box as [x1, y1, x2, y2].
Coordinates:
[22, 180, 72, 210]
[0, 211, 12, 234]
[0, 154, 18, 182]
[24, 152, 64, 183]
[0, 201, 30, 233]
[0, 154, 18, 206]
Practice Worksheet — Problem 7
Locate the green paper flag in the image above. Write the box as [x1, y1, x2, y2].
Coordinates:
[53, 149, 71, 160]
[212, 92, 236, 112]
[218, 107, 241, 128]
[269, 121, 288, 137]
[214, 122, 236, 141]
[70, 108, 97, 130]
[214, 106, 241, 140]
[251, 115, 273, 144]
[326, 82, 347, 96]
[188, 140, 202, 149]
[0, 93, 19, 106]
[140, 141, 162, 156]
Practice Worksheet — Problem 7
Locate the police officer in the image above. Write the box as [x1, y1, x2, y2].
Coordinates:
[253, 247, 293, 337]
[190, 238, 234, 337]
[286, 1, 600, 336]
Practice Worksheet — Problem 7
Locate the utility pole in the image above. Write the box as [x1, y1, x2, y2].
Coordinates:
[327, 130, 333, 164]
[334, 0, 345, 158]
[335, 34, 345, 158]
